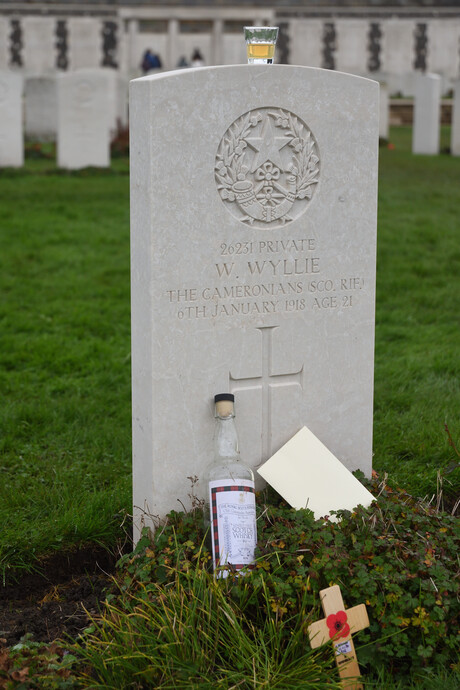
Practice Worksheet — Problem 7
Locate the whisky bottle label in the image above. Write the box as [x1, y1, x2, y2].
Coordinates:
[209, 479, 257, 575]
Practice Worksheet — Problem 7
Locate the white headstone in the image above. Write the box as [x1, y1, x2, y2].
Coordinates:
[0, 19, 9, 70]
[0, 72, 23, 167]
[130, 65, 379, 538]
[25, 75, 57, 141]
[57, 69, 111, 169]
[412, 72, 441, 155]
[451, 79, 460, 157]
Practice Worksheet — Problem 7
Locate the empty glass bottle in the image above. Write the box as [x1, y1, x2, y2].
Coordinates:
[207, 393, 257, 576]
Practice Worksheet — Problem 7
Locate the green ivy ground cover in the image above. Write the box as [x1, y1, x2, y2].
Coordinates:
[1, 476, 458, 688]
[72, 475, 457, 687]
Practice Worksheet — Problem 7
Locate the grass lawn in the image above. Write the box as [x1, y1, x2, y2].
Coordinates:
[374, 126, 459, 499]
[0, 129, 459, 580]
[0, 160, 132, 580]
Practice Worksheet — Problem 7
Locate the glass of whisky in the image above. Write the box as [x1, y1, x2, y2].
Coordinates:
[244, 26, 279, 64]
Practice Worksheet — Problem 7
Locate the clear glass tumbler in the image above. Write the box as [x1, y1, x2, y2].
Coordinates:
[244, 26, 279, 64]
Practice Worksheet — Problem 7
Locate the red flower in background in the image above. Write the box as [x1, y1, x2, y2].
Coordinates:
[326, 610, 350, 639]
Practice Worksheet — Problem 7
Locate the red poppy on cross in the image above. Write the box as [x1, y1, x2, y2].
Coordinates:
[307, 584, 369, 690]
[327, 610, 350, 639]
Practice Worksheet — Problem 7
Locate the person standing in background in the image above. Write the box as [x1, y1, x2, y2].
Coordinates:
[141, 49, 162, 74]
[191, 49, 204, 67]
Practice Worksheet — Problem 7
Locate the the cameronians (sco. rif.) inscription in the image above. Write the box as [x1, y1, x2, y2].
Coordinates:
[165, 235, 364, 320]
[215, 107, 320, 229]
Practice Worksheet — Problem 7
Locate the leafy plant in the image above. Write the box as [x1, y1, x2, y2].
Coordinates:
[0, 634, 79, 688]
[87, 474, 459, 685]
[251, 475, 459, 677]
[110, 123, 130, 158]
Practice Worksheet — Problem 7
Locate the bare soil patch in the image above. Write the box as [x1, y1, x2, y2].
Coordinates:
[0, 547, 119, 646]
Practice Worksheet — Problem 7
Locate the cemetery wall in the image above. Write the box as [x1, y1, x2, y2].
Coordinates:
[389, 99, 453, 126]
[0, 4, 459, 94]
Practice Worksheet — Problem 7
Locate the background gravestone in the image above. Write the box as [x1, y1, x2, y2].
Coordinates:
[104, 68, 129, 138]
[0, 72, 23, 167]
[57, 69, 110, 169]
[412, 72, 441, 155]
[379, 81, 389, 140]
[130, 64, 379, 538]
[25, 75, 57, 142]
[452, 79, 460, 157]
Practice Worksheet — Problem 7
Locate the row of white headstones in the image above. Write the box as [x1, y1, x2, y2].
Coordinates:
[0, 68, 459, 168]
[0, 68, 127, 169]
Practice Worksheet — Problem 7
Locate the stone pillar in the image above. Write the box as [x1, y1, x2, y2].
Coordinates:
[211, 19, 223, 66]
[55, 19, 69, 70]
[9, 19, 23, 68]
[167, 18, 179, 71]
[322, 21, 337, 71]
[451, 79, 460, 156]
[412, 72, 441, 155]
[23, 17, 56, 73]
[0, 18, 10, 69]
[101, 20, 118, 68]
[68, 18, 101, 70]
[128, 19, 139, 77]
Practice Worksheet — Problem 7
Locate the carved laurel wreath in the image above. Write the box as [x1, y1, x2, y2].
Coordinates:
[215, 108, 319, 226]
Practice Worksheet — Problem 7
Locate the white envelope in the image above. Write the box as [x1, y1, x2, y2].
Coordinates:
[257, 426, 374, 520]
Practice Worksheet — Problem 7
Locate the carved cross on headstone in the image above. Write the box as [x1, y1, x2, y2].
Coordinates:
[229, 325, 303, 461]
[307, 584, 369, 690]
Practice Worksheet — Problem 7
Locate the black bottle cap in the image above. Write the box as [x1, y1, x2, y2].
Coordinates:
[214, 393, 235, 403]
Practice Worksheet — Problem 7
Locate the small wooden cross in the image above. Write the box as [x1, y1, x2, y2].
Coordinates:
[307, 584, 369, 690]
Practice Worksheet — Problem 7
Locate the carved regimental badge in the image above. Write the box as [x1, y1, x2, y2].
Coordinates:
[215, 107, 320, 229]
